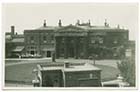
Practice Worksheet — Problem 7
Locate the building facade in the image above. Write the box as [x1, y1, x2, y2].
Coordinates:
[5, 26, 25, 58]
[24, 20, 129, 59]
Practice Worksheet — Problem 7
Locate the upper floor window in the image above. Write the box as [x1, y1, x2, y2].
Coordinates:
[113, 40, 118, 44]
[99, 39, 103, 44]
[43, 36, 47, 43]
[91, 40, 95, 43]
[30, 36, 34, 43]
[62, 38, 65, 43]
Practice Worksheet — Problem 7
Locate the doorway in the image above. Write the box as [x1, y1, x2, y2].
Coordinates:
[30, 51, 35, 55]
[47, 51, 51, 57]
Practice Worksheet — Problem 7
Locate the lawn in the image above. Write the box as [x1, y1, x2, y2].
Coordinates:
[5, 60, 119, 84]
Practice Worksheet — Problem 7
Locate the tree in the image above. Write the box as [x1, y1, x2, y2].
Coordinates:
[117, 57, 135, 86]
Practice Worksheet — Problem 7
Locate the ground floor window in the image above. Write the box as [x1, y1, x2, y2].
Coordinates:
[31, 51, 35, 55]
[47, 51, 51, 57]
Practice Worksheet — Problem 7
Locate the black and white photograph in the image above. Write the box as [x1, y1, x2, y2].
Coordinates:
[1, 1, 139, 90]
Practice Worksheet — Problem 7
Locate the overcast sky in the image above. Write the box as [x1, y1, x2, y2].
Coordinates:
[2, 3, 138, 40]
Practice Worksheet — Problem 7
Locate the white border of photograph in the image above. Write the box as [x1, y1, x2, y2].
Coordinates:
[0, 0, 139, 92]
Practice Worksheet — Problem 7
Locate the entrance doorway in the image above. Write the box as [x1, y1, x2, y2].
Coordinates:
[31, 51, 35, 55]
[68, 45, 74, 57]
[47, 51, 51, 57]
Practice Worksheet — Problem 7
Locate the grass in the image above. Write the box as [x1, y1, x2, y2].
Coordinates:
[96, 65, 120, 81]
[5, 60, 119, 84]
[5, 62, 47, 83]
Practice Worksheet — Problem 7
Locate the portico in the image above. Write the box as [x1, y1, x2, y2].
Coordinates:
[55, 25, 88, 59]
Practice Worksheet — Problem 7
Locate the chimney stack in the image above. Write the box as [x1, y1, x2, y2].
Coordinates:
[76, 19, 80, 26]
[11, 26, 15, 36]
[43, 20, 46, 27]
[58, 19, 62, 27]
[104, 19, 109, 27]
[117, 24, 120, 29]
[104, 19, 107, 27]
[88, 19, 91, 26]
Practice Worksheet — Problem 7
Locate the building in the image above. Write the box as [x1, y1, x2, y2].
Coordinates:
[24, 19, 129, 59]
[5, 26, 24, 58]
[32, 62, 102, 87]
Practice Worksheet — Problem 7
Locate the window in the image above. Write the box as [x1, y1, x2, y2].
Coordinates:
[89, 73, 93, 79]
[29, 46, 36, 49]
[91, 37, 95, 43]
[31, 51, 35, 55]
[62, 38, 65, 43]
[91, 40, 95, 43]
[43, 36, 47, 43]
[47, 51, 51, 57]
[43, 36, 46, 40]
[30, 36, 34, 40]
[30, 36, 34, 43]
[99, 39, 103, 44]
[113, 40, 118, 44]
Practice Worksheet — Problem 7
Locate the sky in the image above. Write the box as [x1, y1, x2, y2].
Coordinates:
[2, 3, 138, 40]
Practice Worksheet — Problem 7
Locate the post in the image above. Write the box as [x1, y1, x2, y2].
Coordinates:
[64, 37, 68, 59]
[52, 51, 56, 62]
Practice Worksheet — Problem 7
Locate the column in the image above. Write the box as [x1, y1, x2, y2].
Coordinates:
[74, 37, 78, 59]
[55, 37, 60, 59]
[64, 37, 68, 59]
[83, 37, 88, 59]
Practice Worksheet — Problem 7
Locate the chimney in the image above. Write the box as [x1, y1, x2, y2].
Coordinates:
[43, 20, 46, 27]
[117, 24, 120, 29]
[11, 26, 15, 36]
[104, 19, 107, 27]
[64, 61, 70, 68]
[76, 19, 80, 26]
[88, 19, 91, 26]
[58, 19, 62, 27]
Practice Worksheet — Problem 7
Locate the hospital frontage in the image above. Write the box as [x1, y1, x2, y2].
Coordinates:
[6, 19, 130, 59]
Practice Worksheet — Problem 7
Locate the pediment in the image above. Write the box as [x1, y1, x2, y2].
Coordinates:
[57, 25, 86, 32]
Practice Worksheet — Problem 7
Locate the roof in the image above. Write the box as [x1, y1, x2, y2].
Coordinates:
[36, 26, 58, 30]
[39, 63, 101, 72]
[24, 24, 128, 33]
[57, 25, 87, 32]
[12, 46, 24, 52]
[5, 32, 11, 35]
[64, 63, 101, 72]
[42, 67, 62, 71]
[5, 35, 11, 40]
[13, 34, 24, 38]
[11, 38, 24, 43]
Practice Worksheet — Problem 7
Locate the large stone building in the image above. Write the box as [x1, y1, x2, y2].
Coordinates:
[23, 19, 129, 59]
[5, 19, 129, 59]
